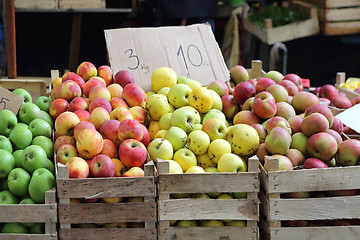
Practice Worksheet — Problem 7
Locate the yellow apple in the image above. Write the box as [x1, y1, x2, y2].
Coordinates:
[187, 130, 210, 155]
[151, 67, 177, 93]
[185, 166, 205, 173]
[197, 153, 216, 168]
[173, 148, 197, 172]
[189, 87, 213, 113]
[208, 139, 232, 164]
[217, 153, 247, 173]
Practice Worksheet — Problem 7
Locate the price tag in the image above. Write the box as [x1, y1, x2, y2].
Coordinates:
[0, 86, 24, 115]
[104, 23, 230, 92]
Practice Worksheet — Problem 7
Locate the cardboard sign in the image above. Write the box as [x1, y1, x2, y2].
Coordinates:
[336, 104, 360, 134]
[0, 86, 24, 115]
[104, 24, 230, 92]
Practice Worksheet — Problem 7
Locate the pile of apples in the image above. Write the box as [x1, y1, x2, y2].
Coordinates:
[0, 89, 55, 234]
[51, 62, 151, 206]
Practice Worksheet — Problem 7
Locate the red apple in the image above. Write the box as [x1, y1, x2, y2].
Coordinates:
[76, 61, 97, 81]
[275, 102, 296, 120]
[303, 158, 328, 169]
[285, 149, 305, 167]
[304, 103, 334, 127]
[68, 97, 88, 112]
[76, 128, 104, 159]
[232, 81, 255, 105]
[101, 139, 118, 159]
[114, 70, 135, 88]
[74, 121, 96, 139]
[129, 106, 147, 125]
[307, 132, 338, 162]
[351, 96, 360, 106]
[336, 139, 360, 166]
[266, 116, 291, 134]
[100, 120, 121, 146]
[122, 83, 146, 108]
[251, 124, 267, 144]
[117, 119, 143, 142]
[242, 97, 254, 111]
[266, 84, 289, 103]
[74, 109, 91, 122]
[331, 95, 352, 109]
[221, 94, 240, 120]
[89, 97, 112, 114]
[140, 124, 150, 147]
[118, 139, 148, 168]
[278, 80, 299, 96]
[253, 91, 277, 119]
[66, 157, 89, 178]
[110, 97, 129, 110]
[62, 72, 85, 90]
[54, 135, 76, 153]
[256, 143, 270, 164]
[288, 115, 304, 134]
[55, 111, 80, 136]
[255, 77, 276, 93]
[330, 117, 344, 135]
[313, 86, 321, 97]
[207, 80, 229, 97]
[283, 73, 303, 91]
[88, 154, 115, 178]
[122, 166, 144, 177]
[89, 107, 110, 131]
[233, 110, 260, 125]
[97, 65, 113, 86]
[230, 65, 249, 84]
[325, 129, 343, 147]
[319, 84, 338, 101]
[107, 84, 123, 99]
[57, 80, 82, 102]
[57, 144, 79, 164]
[89, 85, 111, 102]
[83, 78, 106, 98]
[301, 112, 329, 137]
[49, 98, 69, 119]
[291, 91, 320, 114]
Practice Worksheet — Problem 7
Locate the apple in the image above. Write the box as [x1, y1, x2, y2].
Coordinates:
[117, 119, 143, 142]
[0, 135, 12, 153]
[202, 118, 227, 141]
[110, 97, 129, 110]
[252, 91, 277, 119]
[49, 98, 69, 119]
[173, 148, 197, 172]
[74, 121, 96, 139]
[319, 84, 338, 101]
[62, 71, 85, 90]
[28, 168, 55, 204]
[164, 126, 188, 151]
[20, 145, 48, 173]
[19, 103, 42, 125]
[331, 95, 352, 109]
[187, 130, 210, 155]
[307, 132, 338, 162]
[112, 158, 126, 177]
[232, 81, 256, 105]
[185, 166, 205, 173]
[88, 154, 115, 178]
[76, 128, 103, 159]
[251, 123, 267, 143]
[55, 111, 80, 136]
[303, 158, 328, 169]
[221, 94, 240, 120]
[170, 107, 197, 133]
[226, 124, 259, 156]
[128, 106, 146, 125]
[275, 102, 296, 120]
[34, 96, 51, 112]
[330, 117, 344, 135]
[31, 136, 54, 160]
[230, 65, 249, 84]
[57, 80, 82, 101]
[265, 155, 293, 171]
[76, 61, 97, 81]
[90, 107, 110, 131]
[66, 157, 89, 178]
[151, 67, 177, 93]
[266, 84, 289, 103]
[167, 84, 192, 109]
[325, 129, 343, 147]
[0, 109, 17, 137]
[148, 120, 161, 141]
[189, 87, 213, 113]
[255, 77, 276, 93]
[217, 153, 246, 172]
[285, 149, 305, 167]
[291, 91, 320, 114]
[83, 78, 106, 97]
[107, 84, 123, 99]
[148, 138, 173, 161]
[208, 89, 223, 111]
[233, 110, 260, 126]
[266, 116, 291, 134]
[265, 127, 292, 155]
[0, 149, 15, 178]
[159, 113, 172, 130]
[56, 144, 79, 164]
[7, 168, 31, 196]
[122, 83, 147, 108]
[242, 97, 255, 111]
[157, 87, 171, 97]
[12, 150, 23, 168]
[207, 80, 229, 97]
[100, 120, 121, 146]
[122, 167, 144, 177]
[110, 107, 133, 122]
[265, 70, 284, 83]
[207, 139, 232, 164]
[283, 73, 303, 91]
[54, 135, 76, 153]
[351, 96, 360, 106]
[202, 109, 226, 124]
[278, 80, 299, 96]
[9, 125, 32, 150]
[146, 94, 173, 120]
[336, 139, 360, 166]
[114, 70, 135, 88]
[197, 153, 216, 168]
[89, 85, 111, 102]
[304, 103, 334, 127]
[154, 129, 168, 139]
[291, 132, 308, 157]
[29, 119, 52, 138]
[301, 112, 329, 137]
[0, 190, 18, 204]
[12, 88, 32, 103]
[256, 143, 270, 164]
[288, 115, 304, 134]
[52, 76, 63, 89]
[89, 97, 112, 114]
[100, 139, 118, 159]
[97, 65, 113, 86]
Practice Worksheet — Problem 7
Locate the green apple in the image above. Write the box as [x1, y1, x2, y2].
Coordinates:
[192, 123, 202, 131]
[265, 127, 292, 155]
[187, 130, 210, 155]
[28, 168, 55, 203]
[232, 192, 247, 199]
[165, 160, 183, 174]
[159, 113, 172, 130]
[158, 87, 171, 97]
[205, 167, 218, 173]
[184, 79, 202, 91]
[19, 102, 42, 125]
[146, 94, 174, 121]
[264, 70, 284, 83]
[0, 136, 13, 153]
[30, 223, 45, 234]
[1, 223, 28, 233]
[7, 168, 31, 196]
[35, 96, 52, 112]
[31, 136, 54, 160]
[186, 165, 205, 173]
[0, 190, 18, 204]
[148, 138, 173, 161]
[45, 159, 55, 175]
[29, 119, 52, 138]
[291, 132, 309, 157]
[9, 124, 32, 150]
[202, 118, 228, 141]
[40, 110, 54, 129]
[0, 149, 15, 178]
[21, 145, 48, 173]
[197, 153, 216, 168]
[13, 150, 24, 168]
[208, 89, 223, 111]
[200, 220, 224, 227]
[167, 83, 192, 108]
[217, 153, 246, 173]
[19, 198, 36, 227]
[189, 87, 213, 113]
[177, 76, 191, 84]
[208, 139, 232, 164]
[170, 108, 197, 133]
[164, 126, 188, 151]
[202, 109, 226, 124]
[0, 109, 18, 137]
[176, 220, 198, 227]
[173, 148, 197, 172]
[181, 106, 201, 124]
[190, 193, 210, 199]
[13, 88, 32, 103]
[1, 178, 9, 190]
[217, 193, 233, 199]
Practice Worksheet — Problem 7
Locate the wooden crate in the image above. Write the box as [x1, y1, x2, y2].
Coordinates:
[0, 79, 48, 102]
[301, 0, 360, 35]
[56, 161, 157, 240]
[335, 72, 360, 101]
[259, 156, 360, 240]
[59, 0, 105, 9]
[15, 0, 58, 9]
[157, 156, 260, 240]
[0, 188, 57, 240]
[242, 1, 319, 45]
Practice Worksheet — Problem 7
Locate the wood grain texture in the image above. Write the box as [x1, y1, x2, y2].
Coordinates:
[0, 204, 57, 222]
[60, 228, 157, 240]
[59, 202, 156, 224]
[322, 21, 360, 35]
[159, 226, 258, 240]
[15, 0, 58, 9]
[301, 0, 360, 8]
[321, 8, 360, 21]
[0, 79, 47, 101]
[0, 234, 57, 240]
[59, 0, 105, 9]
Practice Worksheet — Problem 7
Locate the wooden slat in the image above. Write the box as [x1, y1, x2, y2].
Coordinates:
[60, 228, 157, 240]
[59, 202, 156, 224]
[269, 196, 360, 221]
[59, 0, 105, 8]
[270, 226, 360, 240]
[302, 0, 360, 8]
[259, 217, 271, 240]
[0, 204, 56, 222]
[0, 79, 48, 101]
[322, 20, 360, 35]
[159, 199, 258, 221]
[323, 8, 360, 21]
[0, 234, 57, 240]
[57, 177, 155, 198]
[259, 191, 270, 221]
[15, 0, 58, 9]
[159, 226, 258, 240]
